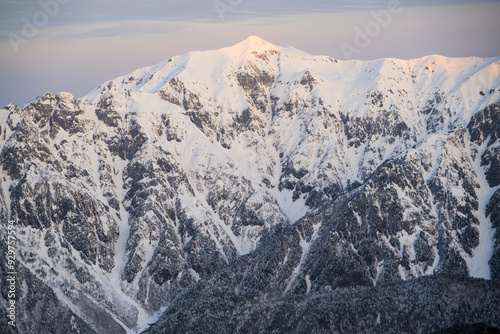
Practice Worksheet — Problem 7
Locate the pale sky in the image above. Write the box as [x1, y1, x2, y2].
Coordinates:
[0, 0, 499, 107]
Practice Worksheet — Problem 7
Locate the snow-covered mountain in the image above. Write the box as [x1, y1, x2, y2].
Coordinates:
[1, 36, 499, 333]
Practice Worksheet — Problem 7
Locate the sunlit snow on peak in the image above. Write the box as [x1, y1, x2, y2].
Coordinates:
[216, 35, 280, 59]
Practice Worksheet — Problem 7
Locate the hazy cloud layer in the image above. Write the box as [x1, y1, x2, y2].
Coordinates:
[1, 0, 498, 31]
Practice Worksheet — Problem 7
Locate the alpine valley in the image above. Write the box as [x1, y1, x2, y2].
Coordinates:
[1, 36, 500, 333]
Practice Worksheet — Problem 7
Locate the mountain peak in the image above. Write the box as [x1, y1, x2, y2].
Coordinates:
[220, 35, 280, 59]
[240, 35, 275, 48]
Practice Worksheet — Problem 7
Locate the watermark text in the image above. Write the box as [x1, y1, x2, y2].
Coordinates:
[213, 0, 243, 20]
[5, 219, 17, 327]
[8, 0, 72, 53]
[340, 0, 404, 59]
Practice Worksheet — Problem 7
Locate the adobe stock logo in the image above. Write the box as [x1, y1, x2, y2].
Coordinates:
[213, 0, 243, 20]
[7, 0, 72, 54]
[339, 0, 404, 60]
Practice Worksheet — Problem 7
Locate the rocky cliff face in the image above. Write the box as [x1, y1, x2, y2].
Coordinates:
[0, 36, 499, 333]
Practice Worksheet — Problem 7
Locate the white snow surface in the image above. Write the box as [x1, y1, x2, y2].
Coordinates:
[467, 137, 499, 279]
